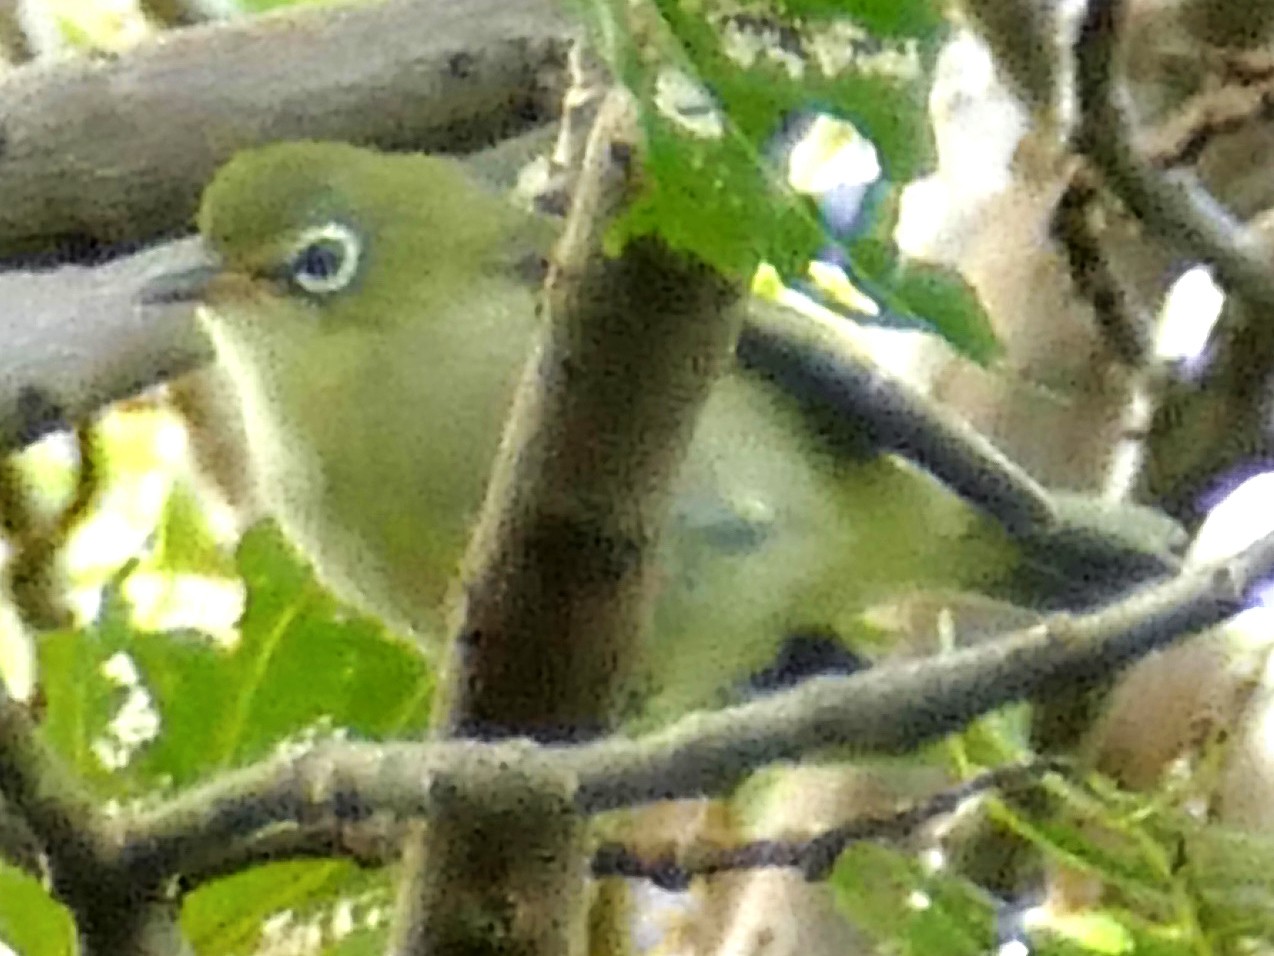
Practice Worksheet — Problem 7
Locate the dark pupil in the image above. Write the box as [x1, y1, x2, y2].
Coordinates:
[294, 239, 345, 282]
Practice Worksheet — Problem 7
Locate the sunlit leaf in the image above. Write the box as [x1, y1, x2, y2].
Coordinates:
[572, 0, 1000, 361]
[132, 524, 433, 783]
[0, 863, 75, 956]
[831, 842, 995, 956]
[182, 860, 390, 955]
[770, 0, 943, 38]
[38, 523, 432, 796]
[1027, 909, 1136, 955]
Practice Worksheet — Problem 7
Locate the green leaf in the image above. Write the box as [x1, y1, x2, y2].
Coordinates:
[1028, 903, 1196, 956]
[831, 842, 996, 956]
[620, 123, 825, 277]
[326, 927, 392, 956]
[0, 863, 75, 956]
[770, 0, 944, 38]
[954, 702, 1033, 769]
[577, 0, 944, 271]
[888, 262, 1002, 364]
[39, 523, 432, 795]
[844, 221, 1001, 365]
[1030, 818, 1172, 904]
[182, 860, 391, 955]
[149, 481, 238, 579]
[131, 523, 433, 781]
[572, 0, 1003, 362]
[37, 626, 127, 793]
[1028, 910, 1136, 955]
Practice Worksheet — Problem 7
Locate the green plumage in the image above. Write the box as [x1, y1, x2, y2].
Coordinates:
[193, 140, 1017, 728]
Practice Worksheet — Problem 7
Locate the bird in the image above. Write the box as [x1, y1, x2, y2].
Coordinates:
[147, 140, 1181, 731]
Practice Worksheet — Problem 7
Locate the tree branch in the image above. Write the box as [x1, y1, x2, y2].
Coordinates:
[590, 759, 1062, 888]
[738, 299, 1058, 538]
[0, 238, 210, 450]
[572, 529, 1258, 810]
[0, 0, 570, 261]
[1050, 173, 1152, 371]
[1047, 174, 1171, 502]
[1074, 0, 1274, 317]
[156, 759, 1059, 892]
[1073, 0, 1274, 518]
[116, 524, 1274, 887]
[387, 87, 746, 954]
[0, 679, 192, 954]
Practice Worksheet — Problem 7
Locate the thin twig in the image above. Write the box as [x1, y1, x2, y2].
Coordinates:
[172, 762, 1065, 891]
[176, 817, 409, 891]
[1050, 174, 1151, 369]
[1074, 0, 1274, 318]
[1141, 56, 1274, 171]
[1073, 0, 1274, 518]
[1050, 151, 1166, 503]
[590, 759, 1066, 888]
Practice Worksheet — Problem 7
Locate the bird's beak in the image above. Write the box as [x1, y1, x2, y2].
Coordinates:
[139, 245, 224, 306]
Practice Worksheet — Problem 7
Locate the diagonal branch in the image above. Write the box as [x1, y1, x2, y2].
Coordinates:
[571, 526, 1260, 810]
[0, 238, 211, 451]
[738, 299, 1058, 538]
[117, 523, 1274, 885]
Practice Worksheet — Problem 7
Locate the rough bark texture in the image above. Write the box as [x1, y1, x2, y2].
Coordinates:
[0, 0, 570, 261]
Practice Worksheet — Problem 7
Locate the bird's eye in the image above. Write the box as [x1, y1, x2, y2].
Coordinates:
[288, 222, 362, 296]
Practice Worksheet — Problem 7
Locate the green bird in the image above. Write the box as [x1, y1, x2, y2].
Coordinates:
[152, 140, 1182, 731]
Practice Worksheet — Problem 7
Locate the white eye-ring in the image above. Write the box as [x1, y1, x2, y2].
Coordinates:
[288, 222, 362, 296]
